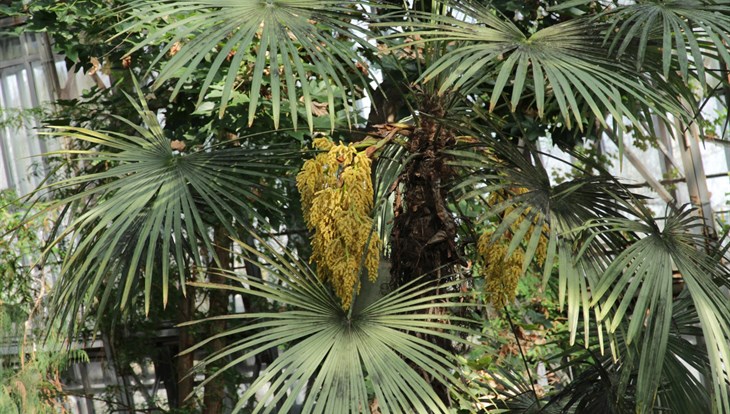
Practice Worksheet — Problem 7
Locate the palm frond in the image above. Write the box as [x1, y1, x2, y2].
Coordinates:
[184, 233, 478, 414]
[543, 295, 710, 414]
[544, 344, 631, 414]
[117, 0, 380, 131]
[482, 367, 558, 414]
[447, 139, 634, 347]
[373, 136, 409, 244]
[602, 0, 730, 89]
[656, 292, 711, 413]
[588, 206, 730, 413]
[40, 84, 295, 330]
[448, 135, 730, 412]
[382, 2, 684, 131]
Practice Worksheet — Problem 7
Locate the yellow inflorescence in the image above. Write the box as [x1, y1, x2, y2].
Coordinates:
[478, 188, 549, 307]
[296, 138, 380, 310]
[477, 231, 524, 308]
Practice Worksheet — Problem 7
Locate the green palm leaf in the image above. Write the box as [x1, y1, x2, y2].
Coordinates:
[447, 137, 730, 412]
[118, 0, 379, 131]
[534, 289, 710, 413]
[184, 233, 478, 414]
[373, 138, 409, 244]
[589, 206, 730, 413]
[602, 0, 730, 89]
[384, 2, 684, 131]
[656, 292, 711, 413]
[447, 139, 634, 346]
[39, 83, 294, 329]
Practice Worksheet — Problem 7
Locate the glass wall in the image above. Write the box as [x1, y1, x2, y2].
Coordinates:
[0, 32, 59, 195]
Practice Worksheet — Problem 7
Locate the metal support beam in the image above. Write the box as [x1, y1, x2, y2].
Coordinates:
[677, 118, 717, 242]
[653, 116, 679, 201]
[622, 144, 676, 206]
[604, 128, 676, 207]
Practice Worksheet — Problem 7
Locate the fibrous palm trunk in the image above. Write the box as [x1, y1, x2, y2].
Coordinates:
[389, 103, 460, 288]
[388, 100, 461, 405]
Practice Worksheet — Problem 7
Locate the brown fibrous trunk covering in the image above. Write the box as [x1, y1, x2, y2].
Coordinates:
[389, 103, 461, 289]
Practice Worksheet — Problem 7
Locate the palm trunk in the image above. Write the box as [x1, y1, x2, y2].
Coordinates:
[389, 108, 460, 288]
[388, 102, 460, 406]
[202, 225, 231, 414]
[177, 287, 196, 409]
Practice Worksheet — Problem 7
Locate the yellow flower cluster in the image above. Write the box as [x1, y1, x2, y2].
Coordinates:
[478, 188, 549, 307]
[477, 231, 524, 308]
[296, 137, 380, 310]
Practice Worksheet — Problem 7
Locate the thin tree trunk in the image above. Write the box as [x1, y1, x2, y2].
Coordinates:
[177, 286, 196, 410]
[203, 225, 232, 414]
[151, 345, 177, 409]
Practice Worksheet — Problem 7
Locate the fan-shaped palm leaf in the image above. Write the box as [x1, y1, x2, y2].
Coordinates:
[184, 233, 480, 414]
[118, 0, 379, 131]
[597, 306, 707, 412]
[447, 139, 634, 346]
[447, 137, 728, 412]
[589, 206, 730, 413]
[481, 367, 560, 413]
[382, 2, 684, 131]
[600, 0, 730, 89]
[539, 291, 710, 414]
[39, 84, 295, 329]
[656, 291, 711, 413]
[549, 349, 629, 414]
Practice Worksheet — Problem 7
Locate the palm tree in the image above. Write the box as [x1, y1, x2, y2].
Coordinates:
[30, 0, 730, 412]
